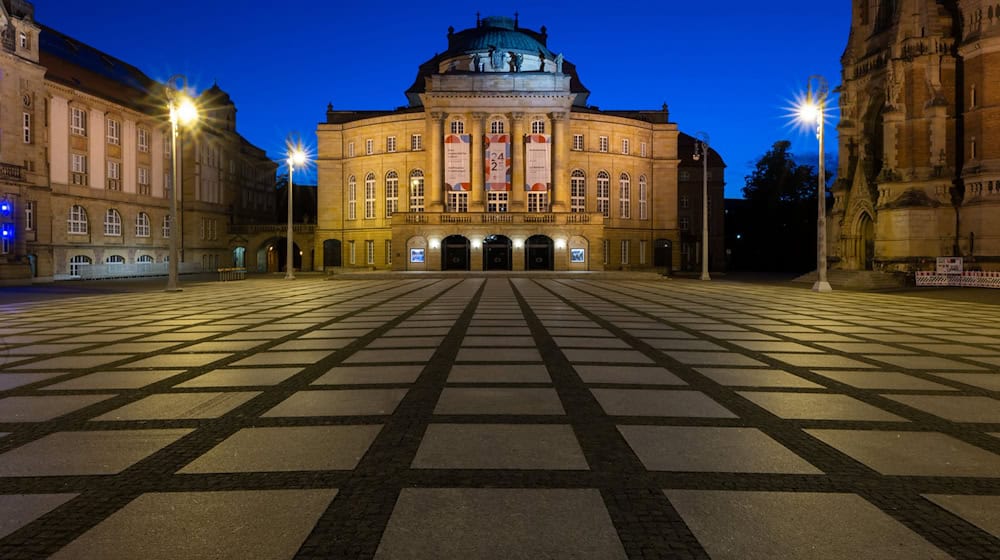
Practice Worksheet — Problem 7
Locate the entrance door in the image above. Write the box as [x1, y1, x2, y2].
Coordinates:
[653, 239, 673, 274]
[526, 235, 554, 270]
[860, 214, 875, 270]
[323, 239, 342, 269]
[443, 235, 470, 270]
[484, 235, 512, 271]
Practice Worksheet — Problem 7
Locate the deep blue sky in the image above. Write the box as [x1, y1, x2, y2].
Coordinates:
[37, 0, 849, 197]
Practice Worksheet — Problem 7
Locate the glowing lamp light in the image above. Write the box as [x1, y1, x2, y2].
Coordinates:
[555, 238, 566, 249]
[430, 238, 440, 250]
[175, 98, 199, 126]
[513, 239, 524, 249]
[471, 239, 482, 249]
[1, 224, 11, 238]
[0, 200, 11, 216]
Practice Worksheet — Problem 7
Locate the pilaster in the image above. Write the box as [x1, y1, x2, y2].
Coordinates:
[510, 112, 525, 212]
[551, 111, 569, 212]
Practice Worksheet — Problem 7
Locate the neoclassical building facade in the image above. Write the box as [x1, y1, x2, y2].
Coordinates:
[315, 15, 725, 272]
[833, 0, 1000, 271]
[0, 0, 275, 283]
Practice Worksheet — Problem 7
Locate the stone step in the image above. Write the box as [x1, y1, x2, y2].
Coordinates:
[792, 270, 908, 290]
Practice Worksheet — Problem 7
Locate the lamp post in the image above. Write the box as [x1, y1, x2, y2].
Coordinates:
[285, 146, 307, 279]
[795, 75, 832, 292]
[165, 75, 198, 292]
[692, 132, 711, 281]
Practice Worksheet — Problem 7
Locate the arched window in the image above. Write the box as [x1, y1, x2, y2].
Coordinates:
[68, 205, 88, 234]
[136, 212, 151, 237]
[638, 175, 648, 220]
[137, 255, 154, 264]
[619, 173, 631, 219]
[490, 119, 505, 134]
[570, 170, 586, 213]
[69, 255, 92, 276]
[409, 169, 425, 212]
[347, 175, 357, 220]
[385, 170, 399, 217]
[597, 171, 610, 218]
[364, 172, 376, 219]
[106, 255, 125, 266]
[450, 119, 465, 134]
[104, 209, 122, 236]
[531, 119, 545, 134]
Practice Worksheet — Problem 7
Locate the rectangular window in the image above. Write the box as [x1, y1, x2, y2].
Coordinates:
[487, 191, 508, 213]
[348, 180, 357, 220]
[138, 128, 150, 153]
[679, 170, 690, 181]
[387, 136, 397, 153]
[22, 112, 31, 144]
[365, 138, 374, 155]
[639, 240, 647, 265]
[19, 31, 28, 49]
[411, 134, 422, 151]
[107, 160, 121, 190]
[386, 175, 399, 217]
[347, 142, 355, 158]
[599, 136, 608, 153]
[641, 142, 648, 157]
[622, 138, 630, 155]
[409, 177, 424, 212]
[571, 175, 586, 213]
[366, 240, 375, 265]
[71, 107, 87, 136]
[138, 167, 151, 195]
[603, 239, 610, 265]
[385, 240, 392, 265]
[620, 240, 629, 265]
[680, 195, 690, 209]
[349, 240, 356, 264]
[527, 191, 549, 213]
[1, 236, 9, 255]
[446, 191, 469, 213]
[71, 153, 88, 185]
[572, 134, 584, 151]
[365, 178, 376, 219]
[162, 215, 171, 238]
[107, 118, 120, 145]
[597, 175, 610, 218]
[639, 180, 648, 220]
[25, 201, 35, 231]
[680, 216, 690, 231]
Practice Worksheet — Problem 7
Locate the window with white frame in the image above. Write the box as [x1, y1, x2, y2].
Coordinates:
[639, 175, 648, 219]
[19, 31, 29, 49]
[571, 170, 586, 212]
[572, 134, 584, 151]
[365, 138, 374, 155]
[680, 216, 690, 231]
[104, 209, 122, 236]
[447, 191, 469, 213]
[71, 107, 88, 136]
[68, 205, 88, 234]
[385, 240, 392, 265]
[106, 255, 125, 268]
[599, 136, 608, 153]
[622, 138, 630, 155]
[641, 142, 648, 157]
[138, 128, 150, 153]
[619, 173, 631, 218]
[107, 118, 120, 145]
[411, 134, 422, 151]
[450, 120, 465, 134]
[385, 171, 399, 217]
[22, 112, 31, 144]
[162, 215, 172, 238]
[347, 142, 355, 158]
[603, 239, 610, 265]
[71, 153, 88, 185]
[527, 191, 549, 213]
[620, 240, 629, 265]
[366, 240, 375, 265]
[107, 160, 121, 190]
[163, 172, 172, 199]
[69, 255, 92, 276]
[640, 240, 648, 264]
[364, 173, 376, 219]
[597, 171, 610, 218]
[490, 119, 505, 134]
[1, 235, 8, 255]
[138, 167, 150, 195]
[348, 175, 357, 220]
[25, 201, 34, 231]
[531, 120, 545, 134]
[136, 212, 151, 237]
[409, 170, 424, 212]
[386, 136, 397, 153]
[137, 255, 154, 264]
[349, 240, 356, 264]
[487, 191, 508, 213]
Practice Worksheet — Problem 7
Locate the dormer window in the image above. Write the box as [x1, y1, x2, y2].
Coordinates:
[450, 120, 465, 134]
[531, 120, 545, 134]
[490, 119, 505, 134]
[19, 32, 29, 50]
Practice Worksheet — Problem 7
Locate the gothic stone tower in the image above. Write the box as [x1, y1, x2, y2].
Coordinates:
[834, 0, 1000, 271]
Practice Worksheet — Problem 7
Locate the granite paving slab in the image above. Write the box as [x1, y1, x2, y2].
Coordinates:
[807, 430, 1000, 477]
[412, 424, 589, 469]
[0, 429, 192, 476]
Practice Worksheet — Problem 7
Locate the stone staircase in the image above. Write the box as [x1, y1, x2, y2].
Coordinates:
[792, 269, 910, 291]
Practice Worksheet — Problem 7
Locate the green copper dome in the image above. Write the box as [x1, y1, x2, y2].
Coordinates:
[446, 16, 553, 57]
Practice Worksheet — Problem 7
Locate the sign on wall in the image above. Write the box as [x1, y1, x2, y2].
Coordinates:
[525, 134, 551, 191]
[936, 257, 963, 274]
[445, 134, 471, 191]
[485, 134, 511, 191]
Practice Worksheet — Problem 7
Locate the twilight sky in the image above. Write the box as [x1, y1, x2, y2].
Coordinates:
[37, 0, 850, 197]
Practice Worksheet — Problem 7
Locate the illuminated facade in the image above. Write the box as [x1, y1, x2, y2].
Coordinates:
[315, 15, 725, 272]
[833, 0, 1000, 271]
[0, 0, 275, 283]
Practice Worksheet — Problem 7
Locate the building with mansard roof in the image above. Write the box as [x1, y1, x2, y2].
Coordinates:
[315, 15, 725, 272]
[833, 0, 1000, 272]
[0, 0, 275, 284]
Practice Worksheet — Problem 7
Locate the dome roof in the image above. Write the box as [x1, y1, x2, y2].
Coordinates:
[447, 16, 553, 57]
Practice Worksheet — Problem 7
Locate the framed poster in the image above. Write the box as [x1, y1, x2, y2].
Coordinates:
[570, 248, 585, 263]
[410, 248, 425, 263]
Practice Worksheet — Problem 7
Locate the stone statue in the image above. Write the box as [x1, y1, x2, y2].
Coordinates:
[538, 49, 545, 71]
[473, 53, 482, 72]
[511, 52, 523, 72]
[555, 53, 564, 73]
[489, 45, 504, 71]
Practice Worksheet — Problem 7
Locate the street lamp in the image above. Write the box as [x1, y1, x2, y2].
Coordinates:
[692, 132, 711, 281]
[285, 144, 307, 279]
[165, 75, 198, 292]
[794, 75, 833, 292]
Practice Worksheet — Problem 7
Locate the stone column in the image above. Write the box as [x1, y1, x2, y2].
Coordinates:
[510, 112, 525, 212]
[471, 112, 487, 212]
[551, 111, 569, 212]
[427, 111, 446, 212]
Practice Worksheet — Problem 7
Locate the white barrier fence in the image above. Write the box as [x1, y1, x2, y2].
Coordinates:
[76, 262, 203, 280]
[915, 271, 1000, 289]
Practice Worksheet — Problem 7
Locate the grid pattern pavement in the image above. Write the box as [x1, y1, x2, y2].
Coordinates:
[0, 277, 998, 559]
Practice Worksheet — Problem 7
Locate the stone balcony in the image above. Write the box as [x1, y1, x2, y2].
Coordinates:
[0, 162, 25, 183]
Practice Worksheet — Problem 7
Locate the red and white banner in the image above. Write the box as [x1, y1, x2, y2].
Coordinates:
[445, 134, 471, 191]
[485, 134, 510, 191]
[525, 134, 551, 192]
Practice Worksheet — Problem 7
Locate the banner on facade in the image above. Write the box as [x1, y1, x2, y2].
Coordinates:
[525, 134, 551, 191]
[485, 134, 511, 191]
[445, 134, 471, 191]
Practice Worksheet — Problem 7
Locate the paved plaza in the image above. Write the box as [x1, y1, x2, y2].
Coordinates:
[0, 275, 998, 559]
